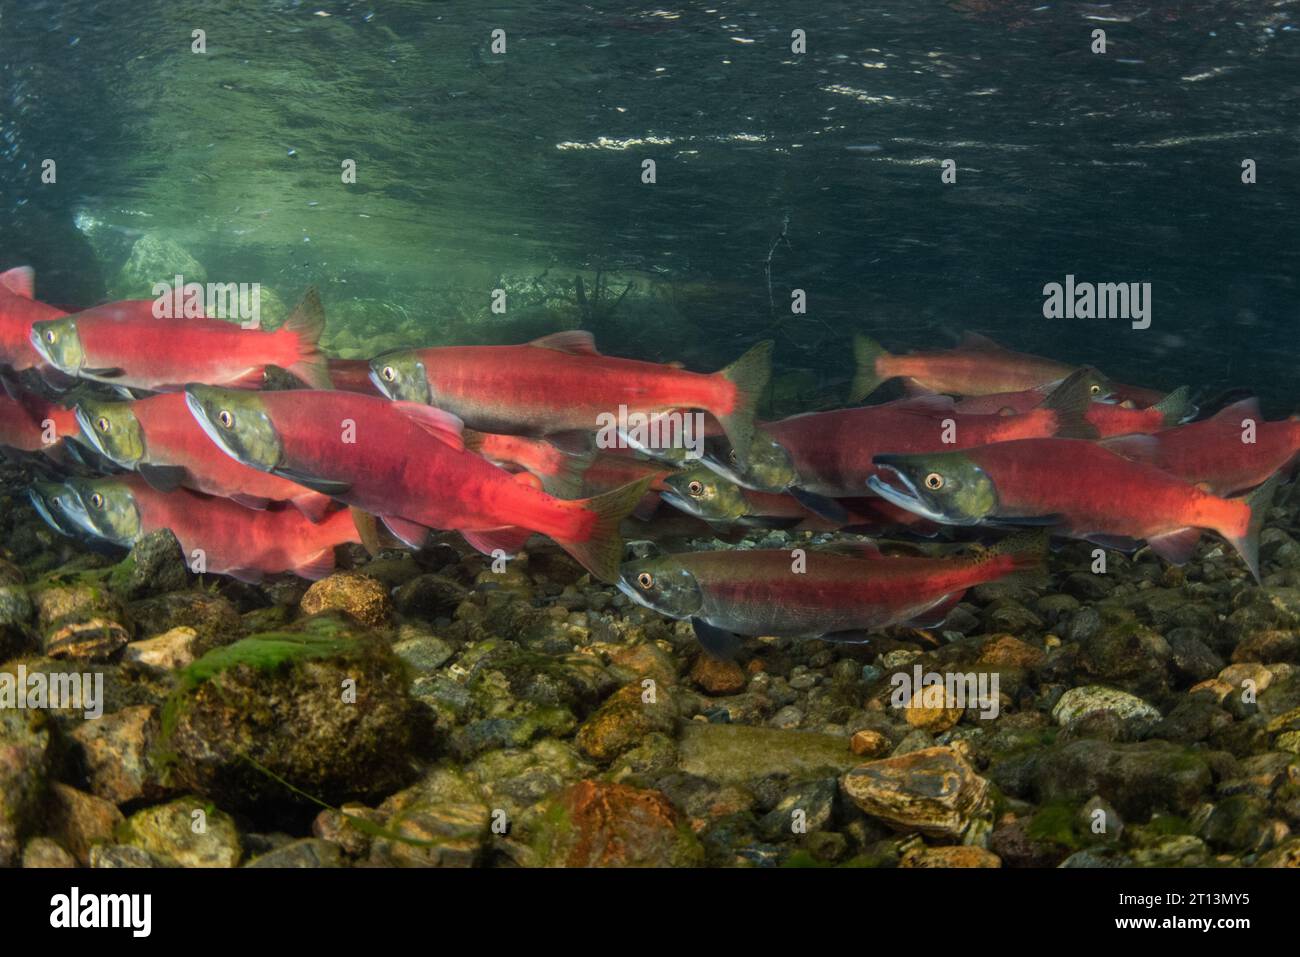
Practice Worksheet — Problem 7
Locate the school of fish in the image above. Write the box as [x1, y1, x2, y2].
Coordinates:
[2, 264, 1295, 655]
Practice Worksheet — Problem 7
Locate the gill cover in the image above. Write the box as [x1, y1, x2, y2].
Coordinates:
[661, 466, 749, 522]
[369, 351, 432, 405]
[868, 451, 999, 525]
[74, 398, 147, 467]
[61, 478, 143, 545]
[184, 384, 284, 472]
[617, 554, 704, 620]
[29, 317, 85, 374]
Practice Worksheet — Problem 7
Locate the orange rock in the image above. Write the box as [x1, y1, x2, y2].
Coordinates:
[903, 687, 963, 733]
[850, 729, 889, 758]
[901, 845, 1001, 868]
[977, 635, 1046, 669]
[538, 781, 702, 867]
[690, 655, 747, 695]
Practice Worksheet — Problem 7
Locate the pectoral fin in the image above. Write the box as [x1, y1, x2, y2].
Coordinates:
[271, 466, 352, 496]
[789, 488, 851, 524]
[1146, 527, 1201, 565]
[691, 617, 744, 662]
[137, 463, 189, 493]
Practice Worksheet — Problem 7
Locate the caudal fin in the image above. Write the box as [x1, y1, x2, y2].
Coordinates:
[557, 477, 654, 582]
[1038, 366, 1101, 439]
[1222, 474, 1279, 584]
[1151, 385, 1196, 426]
[850, 334, 893, 403]
[281, 288, 333, 389]
[714, 340, 773, 470]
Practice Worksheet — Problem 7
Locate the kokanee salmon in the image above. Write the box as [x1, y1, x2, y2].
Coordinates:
[60, 476, 361, 583]
[74, 392, 333, 521]
[368, 331, 772, 467]
[30, 288, 331, 392]
[0, 266, 68, 371]
[183, 385, 651, 582]
[853, 331, 1165, 406]
[619, 536, 1043, 656]
[869, 437, 1277, 582]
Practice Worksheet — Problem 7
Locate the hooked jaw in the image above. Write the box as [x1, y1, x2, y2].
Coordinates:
[868, 456, 964, 526]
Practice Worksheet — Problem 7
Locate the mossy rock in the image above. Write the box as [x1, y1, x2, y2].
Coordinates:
[157, 615, 433, 813]
[128, 588, 243, 654]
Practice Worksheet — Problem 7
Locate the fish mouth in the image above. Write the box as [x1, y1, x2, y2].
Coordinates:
[28, 325, 58, 367]
[54, 485, 98, 538]
[366, 366, 392, 398]
[28, 487, 76, 537]
[659, 489, 696, 516]
[72, 405, 114, 462]
[615, 575, 657, 611]
[184, 387, 241, 462]
[866, 463, 957, 526]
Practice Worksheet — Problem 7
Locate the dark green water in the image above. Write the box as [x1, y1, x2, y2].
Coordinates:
[2, 0, 1297, 411]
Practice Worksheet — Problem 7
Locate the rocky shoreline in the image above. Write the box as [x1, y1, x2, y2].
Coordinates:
[2, 474, 1299, 869]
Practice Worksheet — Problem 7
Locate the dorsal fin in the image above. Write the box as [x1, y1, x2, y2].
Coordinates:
[0, 266, 35, 299]
[1211, 396, 1262, 422]
[391, 401, 465, 450]
[957, 331, 1008, 353]
[529, 330, 600, 356]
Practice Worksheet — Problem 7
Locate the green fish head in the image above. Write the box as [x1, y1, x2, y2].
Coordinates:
[617, 554, 704, 620]
[184, 384, 284, 472]
[29, 316, 84, 374]
[868, 451, 998, 526]
[704, 433, 798, 493]
[74, 398, 146, 467]
[369, 350, 431, 404]
[661, 465, 749, 522]
[61, 478, 142, 546]
[28, 481, 79, 537]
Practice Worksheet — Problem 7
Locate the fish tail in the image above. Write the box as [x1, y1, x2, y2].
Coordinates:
[1037, 366, 1101, 439]
[280, 287, 333, 389]
[558, 477, 654, 582]
[850, 334, 892, 403]
[1221, 473, 1279, 584]
[292, 490, 333, 523]
[1151, 385, 1196, 426]
[714, 339, 773, 469]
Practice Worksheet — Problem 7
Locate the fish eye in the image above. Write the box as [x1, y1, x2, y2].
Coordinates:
[636, 571, 654, 589]
[1089, 384, 1101, 396]
[382, 366, 397, 382]
[687, 480, 704, 497]
[89, 492, 104, 509]
[218, 409, 234, 429]
[925, 472, 944, 490]
[44, 330, 55, 343]
[96, 416, 110, 433]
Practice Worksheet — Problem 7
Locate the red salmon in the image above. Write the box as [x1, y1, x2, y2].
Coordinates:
[183, 386, 651, 582]
[30, 289, 330, 392]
